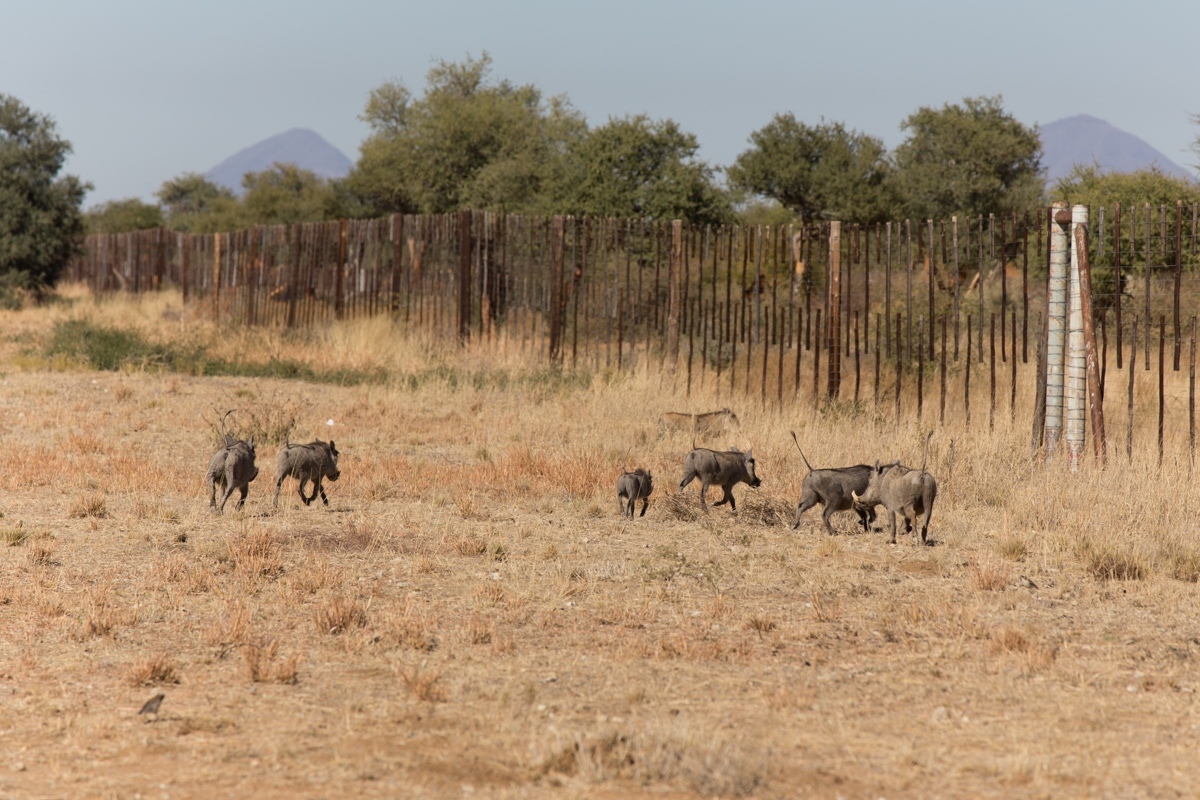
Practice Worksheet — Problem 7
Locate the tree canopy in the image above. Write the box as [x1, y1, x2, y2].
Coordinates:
[155, 173, 238, 232]
[890, 95, 1044, 221]
[240, 163, 335, 225]
[728, 115, 893, 223]
[561, 115, 730, 224]
[1052, 163, 1200, 210]
[84, 198, 164, 234]
[347, 52, 586, 215]
[0, 94, 90, 297]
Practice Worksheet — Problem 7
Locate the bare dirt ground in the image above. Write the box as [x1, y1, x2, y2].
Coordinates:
[0, 292, 1199, 799]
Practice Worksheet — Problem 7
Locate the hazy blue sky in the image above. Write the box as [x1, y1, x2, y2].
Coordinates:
[5, 0, 1199, 207]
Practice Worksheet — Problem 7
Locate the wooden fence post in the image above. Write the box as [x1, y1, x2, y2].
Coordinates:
[459, 209, 473, 343]
[827, 222, 841, 398]
[667, 220, 682, 371]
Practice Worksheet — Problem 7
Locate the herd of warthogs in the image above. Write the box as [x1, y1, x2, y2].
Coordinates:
[205, 405, 937, 544]
[206, 411, 341, 514]
[624, 409, 939, 546]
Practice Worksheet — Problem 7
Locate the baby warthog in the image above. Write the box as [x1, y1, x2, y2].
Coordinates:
[207, 435, 259, 513]
[852, 461, 938, 545]
[678, 446, 761, 512]
[617, 468, 653, 518]
[274, 437, 341, 509]
[658, 407, 740, 438]
[789, 432, 887, 535]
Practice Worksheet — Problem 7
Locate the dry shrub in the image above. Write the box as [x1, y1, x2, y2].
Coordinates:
[31, 585, 65, 617]
[1080, 538, 1146, 581]
[1159, 539, 1200, 582]
[69, 493, 107, 519]
[538, 724, 771, 797]
[383, 596, 438, 651]
[745, 613, 776, 637]
[243, 638, 301, 684]
[996, 533, 1030, 561]
[809, 591, 841, 622]
[206, 600, 250, 655]
[474, 582, 508, 607]
[398, 663, 446, 703]
[661, 493, 701, 522]
[134, 499, 180, 523]
[1, 526, 29, 547]
[969, 559, 1011, 591]
[989, 625, 1058, 676]
[736, 495, 792, 527]
[127, 653, 180, 686]
[447, 533, 488, 557]
[227, 527, 284, 581]
[25, 538, 56, 567]
[467, 612, 493, 644]
[313, 595, 368, 635]
[79, 584, 118, 638]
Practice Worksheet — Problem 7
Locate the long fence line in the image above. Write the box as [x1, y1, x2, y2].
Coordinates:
[66, 205, 1200, 466]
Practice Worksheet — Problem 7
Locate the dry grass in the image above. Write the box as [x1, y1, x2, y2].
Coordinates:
[1, 288, 1200, 798]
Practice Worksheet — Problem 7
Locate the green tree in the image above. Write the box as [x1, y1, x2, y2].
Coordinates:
[155, 173, 237, 232]
[727, 115, 894, 223]
[84, 198, 164, 234]
[1054, 163, 1200, 209]
[560, 115, 730, 224]
[240, 163, 335, 225]
[347, 52, 586, 215]
[890, 95, 1043, 221]
[0, 94, 90, 297]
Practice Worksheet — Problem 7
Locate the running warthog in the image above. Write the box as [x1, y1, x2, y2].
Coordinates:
[658, 408, 739, 438]
[852, 461, 938, 545]
[678, 446, 761, 512]
[207, 436, 258, 513]
[274, 437, 341, 508]
[789, 432, 889, 535]
[617, 468, 653, 518]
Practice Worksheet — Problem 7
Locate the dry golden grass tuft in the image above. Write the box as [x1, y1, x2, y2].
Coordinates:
[68, 492, 108, 519]
[127, 652, 180, 686]
[243, 638, 301, 684]
[969, 557, 1011, 591]
[312, 595, 368, 635]
[398, 662, 446, 703]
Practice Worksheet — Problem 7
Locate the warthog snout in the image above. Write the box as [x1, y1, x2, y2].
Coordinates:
[678, 446, 760, 513]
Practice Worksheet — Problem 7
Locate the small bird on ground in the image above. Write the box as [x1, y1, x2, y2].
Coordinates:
[1019, 575, 1038, 590]
[138, 693, 165, 720]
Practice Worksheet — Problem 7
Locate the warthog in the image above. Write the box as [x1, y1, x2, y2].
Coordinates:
[852, 461, 938, 545]
[207, 435, 258, 514]
[788, 432, 890, 535]
[617, 468, 653, 518]
[658, 408, 740, 438]
[678, 446, 761, 512]
[274, 437, 340, 508]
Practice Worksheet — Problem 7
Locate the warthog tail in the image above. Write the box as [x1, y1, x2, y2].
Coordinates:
[790, 431, 814, 473]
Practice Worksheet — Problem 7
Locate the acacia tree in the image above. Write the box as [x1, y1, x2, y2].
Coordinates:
[559, 114, 730, 224]
[727, 115, 894, 223]
[0, 94, 90, 296]
[890, 95, 1043, 220]
[84, 198, 164, 234]
[155, 173, 238, 232]
[240, 163, 335, 225]
[347, 52, 586, 215]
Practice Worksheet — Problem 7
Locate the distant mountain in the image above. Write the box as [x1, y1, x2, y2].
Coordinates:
[1040, 114, 1194, 185]
[206, 128, 353, 194]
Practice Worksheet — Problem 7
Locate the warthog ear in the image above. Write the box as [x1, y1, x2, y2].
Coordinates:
[329, 440, 337, 454]
[248, 435, 255, 447]
[745, 448, 754, 459]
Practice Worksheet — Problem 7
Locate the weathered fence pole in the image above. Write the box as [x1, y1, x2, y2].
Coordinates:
[667, 219, 683, 372]
[827, 222, 842, 399]
[1075, 221, 1107, 467]
[1045, 202, 1070, 456]
[1065, 205, 1089, 471]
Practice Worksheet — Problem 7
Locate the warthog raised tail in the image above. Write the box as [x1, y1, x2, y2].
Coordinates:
[852, 461, 938, 545]
[617, 468, 653, 518]
[678, 446, 760, 512]
[274, 437, 341, 508]
[789, 432, 886, 535]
